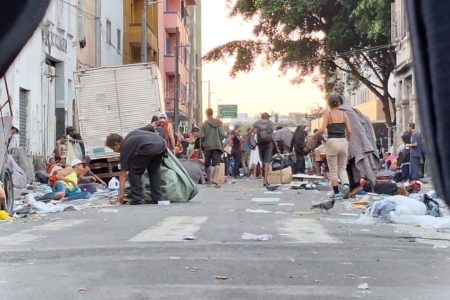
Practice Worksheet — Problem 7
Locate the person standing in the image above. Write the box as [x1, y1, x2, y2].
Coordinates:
[406, 122, 423, 181]
[310, 95, 352, 201]
[106, 130, 167, 205]
[241, 128, 252, 177]
[66, 126, 85, 159]
[291, 118, 309, 174]
[230, 125, 243, 178]
[200, 108, 225, 187]
[8, 126, 20, 150]
[252, 112, 280, 186]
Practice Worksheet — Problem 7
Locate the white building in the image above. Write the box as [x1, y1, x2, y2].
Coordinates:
[0, 0, 124, 161]
[391, 0, 418, 146]
[1, 0, 78, 158]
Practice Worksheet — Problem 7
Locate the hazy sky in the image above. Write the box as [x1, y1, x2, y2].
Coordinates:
[201, 1, 325, 117]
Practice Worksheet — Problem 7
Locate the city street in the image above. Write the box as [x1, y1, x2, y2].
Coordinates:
[1, 180, 449, 300]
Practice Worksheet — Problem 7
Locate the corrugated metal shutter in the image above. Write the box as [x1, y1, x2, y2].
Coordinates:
[19, 89, 28, 148]
[75, 63, 162, 154]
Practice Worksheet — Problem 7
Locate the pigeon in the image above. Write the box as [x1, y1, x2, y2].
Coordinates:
[266, 185, 281, 191]
[311, 200, 335, 212]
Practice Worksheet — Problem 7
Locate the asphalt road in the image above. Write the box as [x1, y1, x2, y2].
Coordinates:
[1, 179, 449, 300]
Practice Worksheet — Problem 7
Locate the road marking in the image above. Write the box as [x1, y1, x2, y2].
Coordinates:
[0, 220, 87, 246]
[278, 218, 342, 244]
[129, 216, 208, 242]
[31, 220, 86, 231]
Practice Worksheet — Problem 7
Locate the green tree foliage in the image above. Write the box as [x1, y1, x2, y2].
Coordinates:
[204, 0, 396, 125]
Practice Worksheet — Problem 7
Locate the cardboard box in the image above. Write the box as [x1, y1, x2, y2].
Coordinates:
[216, 163, 226, 184]
[267, 166, 292, 185]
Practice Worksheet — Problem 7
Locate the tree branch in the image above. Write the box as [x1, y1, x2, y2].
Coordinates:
[360, 52, 384, 84]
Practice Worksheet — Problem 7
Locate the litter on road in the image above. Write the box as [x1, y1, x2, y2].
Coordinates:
[241, 233, 273, 241]
[245, 209, 272, 214]
[251, 198, 280, 205]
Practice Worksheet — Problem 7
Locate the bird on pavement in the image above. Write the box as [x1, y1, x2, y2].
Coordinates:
[266, 185, 281, 191]
[311, 200, 335, 212]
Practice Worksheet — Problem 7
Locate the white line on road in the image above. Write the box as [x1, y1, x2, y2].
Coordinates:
[0, 220, 87, 246]
[129, 216, 208, 242]
[278, 218, 342, 244]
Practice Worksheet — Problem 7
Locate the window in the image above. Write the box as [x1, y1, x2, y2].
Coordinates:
[117, 29, 121, 51]
[166, 36, 172, 55]
[106, 19, 112, 45]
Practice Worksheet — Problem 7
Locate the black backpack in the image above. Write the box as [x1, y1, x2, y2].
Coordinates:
[271, 154, 289, 171]
[257, 120, 274, 143]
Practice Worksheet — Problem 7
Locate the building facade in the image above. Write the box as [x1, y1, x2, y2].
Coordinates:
[123, 0, 159, 64]
[391, 0, 418, 147]
[158, 0, 196, 130]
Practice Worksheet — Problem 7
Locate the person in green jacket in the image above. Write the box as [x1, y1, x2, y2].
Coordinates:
[200, 108, 225, 187]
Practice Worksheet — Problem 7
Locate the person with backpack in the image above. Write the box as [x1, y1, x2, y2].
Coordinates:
[251, 112, 280, 186]
[291, 118, 309, 174]
[155, 114, 176, 152]
[200, 108, 226, 187]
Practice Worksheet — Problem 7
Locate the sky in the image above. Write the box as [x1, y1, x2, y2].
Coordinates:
[201, 0, 325, 117]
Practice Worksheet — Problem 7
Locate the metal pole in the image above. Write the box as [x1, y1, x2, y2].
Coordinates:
[174, 45, 180, 132]
[141, 0, 147, 62]
[207, 80, 211, 108]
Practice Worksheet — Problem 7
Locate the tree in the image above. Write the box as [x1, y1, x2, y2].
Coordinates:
[203, 0, 396, 126]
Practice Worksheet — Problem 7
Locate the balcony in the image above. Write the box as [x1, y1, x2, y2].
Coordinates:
[127, 23, 158, 53]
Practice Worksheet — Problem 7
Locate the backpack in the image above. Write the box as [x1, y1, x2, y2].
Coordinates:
[155, 121, 169, 143]
[271, 154, 289, 171]
[257, 120, 274, 143]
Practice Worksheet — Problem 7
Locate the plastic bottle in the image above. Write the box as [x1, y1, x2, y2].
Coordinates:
[108, 177, 119, 196]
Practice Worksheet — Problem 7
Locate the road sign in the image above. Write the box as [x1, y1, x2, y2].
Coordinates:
[218, 105, 238, 119]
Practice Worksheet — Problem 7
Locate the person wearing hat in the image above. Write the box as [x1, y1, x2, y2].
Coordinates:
[291, 118, 310, 174]
[8, 125, 20, 150]
[36, 159, 91, 201]
[251, 112, 280, 186]
[154, 113, 176, 152]
[66, 126, 85, 159]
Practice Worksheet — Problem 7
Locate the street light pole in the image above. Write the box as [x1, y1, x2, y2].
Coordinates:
[141, 0, 147, 62]
[174, 45, 180, 132]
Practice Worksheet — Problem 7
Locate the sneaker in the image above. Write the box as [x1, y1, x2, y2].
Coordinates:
[330, 193, 343, 201]
[340, 184, 350, 199]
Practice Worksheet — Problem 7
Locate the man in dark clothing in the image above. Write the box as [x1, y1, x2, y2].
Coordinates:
[406, 123, 423, 180]
[291, 119, 309, 174]
[66, 126, 85, 159]
[252, 112, 280, 186]
[230, 125, 242, 178]
[106, 130, 167, 205]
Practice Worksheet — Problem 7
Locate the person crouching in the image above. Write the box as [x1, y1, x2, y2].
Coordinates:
[106, 130, 167, 205]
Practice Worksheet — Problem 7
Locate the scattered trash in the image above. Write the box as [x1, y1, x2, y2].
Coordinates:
[245, 209, 272, 214]
[241, 232, 273, 241]
[182, 235, 197, 241]
[158, 200, 171, 206]
[338, 213, 359, 217]
[367, 196, 427, 219]
[251, 198, 279, 205]
[0, 210, 12, 221]
[185, 266, 204, 272]
[278, 203, 295, 206]
[78, 288, 87, 292]
[98, 208, 119, 213]
[215, 276, 228, 280]
[358, 283, 369, 290]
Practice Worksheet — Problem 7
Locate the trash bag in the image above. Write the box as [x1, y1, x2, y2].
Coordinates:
[5, 154, 28, 189]
[271, 154, 289, 171]
[423, 194, 442, 217]
[368, 195, 427, 219]
[160, 151, 199, 202]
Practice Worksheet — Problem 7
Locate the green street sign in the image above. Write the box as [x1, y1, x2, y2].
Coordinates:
[218, 105, 238, 118]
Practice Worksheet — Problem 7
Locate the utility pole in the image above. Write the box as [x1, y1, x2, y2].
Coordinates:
[95, 0, 101, 67]
[141, 0, 148, 62]
[174, 45, 180, 132]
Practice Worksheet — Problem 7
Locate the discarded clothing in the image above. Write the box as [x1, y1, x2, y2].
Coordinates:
[368, 195, 426, 219]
